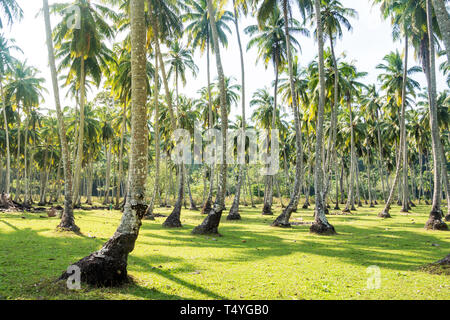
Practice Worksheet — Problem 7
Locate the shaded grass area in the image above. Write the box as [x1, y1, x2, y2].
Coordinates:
[0, 202, 449, 300]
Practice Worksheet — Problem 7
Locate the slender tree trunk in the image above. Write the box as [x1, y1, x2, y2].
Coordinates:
[43, 0, 78, 231]
[115, 101, 127, 209]
[228, 2, 246, 220]
[59, 0, 148, 285]
[0, 80, 10, 194]
[401, 34, 410, 212]
[193, 0, 228, 235]
[424, 0, 447, 230]
[272, 0, 304, 227]
[14, 108, 21, 202]
[145, 52, 160, 219]
[103, 140, 112, 204]
[310, 0, 335, 234]
[343, 100, 356, 212]
[72, 57, 86, 207]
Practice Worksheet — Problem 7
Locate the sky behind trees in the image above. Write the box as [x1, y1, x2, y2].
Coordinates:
[7, 0, 448, 119]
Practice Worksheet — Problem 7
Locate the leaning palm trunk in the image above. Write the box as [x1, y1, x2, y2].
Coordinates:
[58, 0, 148, 286]
[192, 0, 228, 235]
[424, 0, 447, 230]
[431, 0, 450, 62]
[0, 80, 10, 194]
[310, 0, 335, 235]
[272, 0, 303, 227]
[228, 2, 246, 220]
[43, 0, 78, 231]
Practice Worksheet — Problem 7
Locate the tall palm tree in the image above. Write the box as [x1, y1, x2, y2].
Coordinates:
[43, 0, 79, 231]
[376, 50, 421, 216]
[310, 0, 335, 234]
[183, 0, 233, 215]
[245, 6, 304, 215]
[59, 0, 149, 286]
[6, 61, 45, 205]
[0, 34, 20, 194]
[52, 0, 116, 206]
[424, 0, 447, 230]
[192, 0, 229, 235]
[227, 0, 249, 220]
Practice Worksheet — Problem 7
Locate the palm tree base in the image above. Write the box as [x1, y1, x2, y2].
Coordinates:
[192, 207, 224, 235]
[57, 233, 135, 287]
[445, 214, 450, 222]
[226, 212, 241, 220]
[378, 210, 391, 218]
[261, 203, 273, 215]
[310, 221, 336, 235]
[425, 210, 448, 230]
[56, 222, 80, 233]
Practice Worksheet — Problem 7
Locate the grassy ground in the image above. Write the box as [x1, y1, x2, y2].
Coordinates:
[0, 200, 449, 300]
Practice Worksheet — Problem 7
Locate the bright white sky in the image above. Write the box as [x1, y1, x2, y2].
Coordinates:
[4, 0, 448, 121]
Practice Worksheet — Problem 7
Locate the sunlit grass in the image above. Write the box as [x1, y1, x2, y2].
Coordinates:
[0, 201, 449, 300]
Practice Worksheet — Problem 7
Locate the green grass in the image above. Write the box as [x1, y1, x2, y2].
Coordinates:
[0, 201, 449, 300]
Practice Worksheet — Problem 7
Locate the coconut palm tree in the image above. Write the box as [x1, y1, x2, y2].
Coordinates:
[42, 0, 79, 231]
[58, 0, 149, 286]
[245, 6, 304, 215]
[183, 0, 233, 215]
[376, 50, 421, 216]
[0, 34, 20, 195]
[309, 0, 335, 234]
[51, 0, 116, 206]
[5, 60, 44, 205]
[192, 0, 229, 235]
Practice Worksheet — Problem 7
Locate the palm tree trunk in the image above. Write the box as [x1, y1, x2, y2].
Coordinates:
[228, 1, 246, 220]
[272, 0, 304, 226]
[103, 139, 112, 204]
[115, 101, 127, 209]
[72, 56, 86, 207]
[43, 0, 78, 231]
[343, 100, 356, 212]
[311, 0, 335, 234]
[202, 36, 214, 215]
[424, 0, 447, 230]
[146, 52, 160, 219]
[431, 0, 450, 62]
[59, 0, 148, 285]
[14, 108, 21, 202]
[401, 34, 410, 212]
[193, 0, 228, 235]
[0, 80, 10, 194]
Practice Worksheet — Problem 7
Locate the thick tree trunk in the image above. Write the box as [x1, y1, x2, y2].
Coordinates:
[43, 0, 78, 231]
[431, 0, 450, 63]
[58, 0, 148, 286]
[424, 0, 447, 230]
